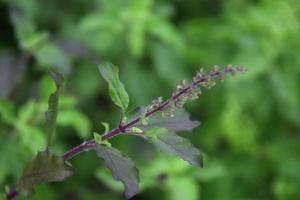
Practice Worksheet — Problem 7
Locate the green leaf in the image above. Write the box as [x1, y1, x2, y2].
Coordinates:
[166, 176, 199, 200]
[16, 151, 74, 196]
[45, 71, 63, 147]
[10, 10, 71, 73]
[97, 62, 129, 113]
[57, 109, 91, 139]
[34, 43, 71, 73]
[129, 127, 143, 134]
[93, 132, 111, 147]
[17, 124, 47, 154]
[95, 144, 139, 199]
[142, 128, 203, 167]
[0, 99, 16, 124]
[101, 122, 110, 133]
[94, 132, 102, 144]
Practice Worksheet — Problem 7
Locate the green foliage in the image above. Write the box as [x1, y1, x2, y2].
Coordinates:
[0, 99, 16, 124]
[95, 145, 139, 199]
[1, 0, 300, 199]
[94, 132, 111, 147]
[97, 62, 129, 113]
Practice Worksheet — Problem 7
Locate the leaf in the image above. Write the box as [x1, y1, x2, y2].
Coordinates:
[95, 144, 139, 199]
[16, 151, 74, 196]
[0, 52, 28, 98]
[101, 122, 110, 133]
[141, 128, 203, 167]
[97, 62, 129, 112]
[166, 176, 199, 200]
[93, 132, 111, 147]
[137, 109, 200, 133]
[129, 127, 143, 134]
[17, 124, 47, 154]
[94, 132, 102, 144]
[0, 99, 16, 124]
[57, 109, 91, 139]
[10, 9, 71, 73]
[45, 71, 64, 147]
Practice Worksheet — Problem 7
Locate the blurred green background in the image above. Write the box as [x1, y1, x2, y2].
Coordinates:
[0, 0, 300, 199]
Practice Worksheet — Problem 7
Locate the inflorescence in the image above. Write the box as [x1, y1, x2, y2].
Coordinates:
[144, 64, 247, 119]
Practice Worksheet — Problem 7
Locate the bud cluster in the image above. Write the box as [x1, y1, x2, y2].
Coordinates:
[162, 100, 176, 118]
[145, 96, 163, 113]
[174, 80, 189, 109]
[224, 64, 247, 76]
[143, 64, 247, 119]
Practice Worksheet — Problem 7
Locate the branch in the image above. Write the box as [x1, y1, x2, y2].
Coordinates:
[6, 65, 246, 200]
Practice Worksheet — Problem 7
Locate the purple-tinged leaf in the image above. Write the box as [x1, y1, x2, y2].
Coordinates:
[140, 128, 203, 167]
[137, 109, 200, 133]
[95, 144, 140, 199]
[16, 151, 74, 196]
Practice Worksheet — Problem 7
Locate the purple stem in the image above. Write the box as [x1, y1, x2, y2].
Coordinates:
[61, 68, 231, 160]
[7, 66, 244, 200]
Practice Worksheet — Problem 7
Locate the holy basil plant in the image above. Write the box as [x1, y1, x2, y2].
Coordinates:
[6, 63, 246, 200]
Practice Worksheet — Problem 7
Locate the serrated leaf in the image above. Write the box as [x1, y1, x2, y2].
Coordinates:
[45, 71, 64, 147]
[16, 151, 73, 196]
[97, 62, 129, 112]
[142, 128, 203, 167]
[137, 109, 200, 133]
[95, 145, 139, 199]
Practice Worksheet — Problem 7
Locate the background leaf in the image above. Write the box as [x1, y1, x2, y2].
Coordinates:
[16, 151, 74, 196]
[45, 71, 64, 147]
[95, 145, 139, 199]
[97, 62, 129, 113]
[57, 109, 91, 139]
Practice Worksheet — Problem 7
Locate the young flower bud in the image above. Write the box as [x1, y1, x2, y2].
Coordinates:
[162, 101, 175, 118]
[213, 65, 220, 73]
[176, 80, 188, 91]
[225, 64, 236, 76]
[194, 68, 206, 82]
[146, 96, 163, 112]
[187, 85, 201, 100]
[219, 71, 225, 82]
[175, 93, 188, 108]
[140, 116, 149, 125]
